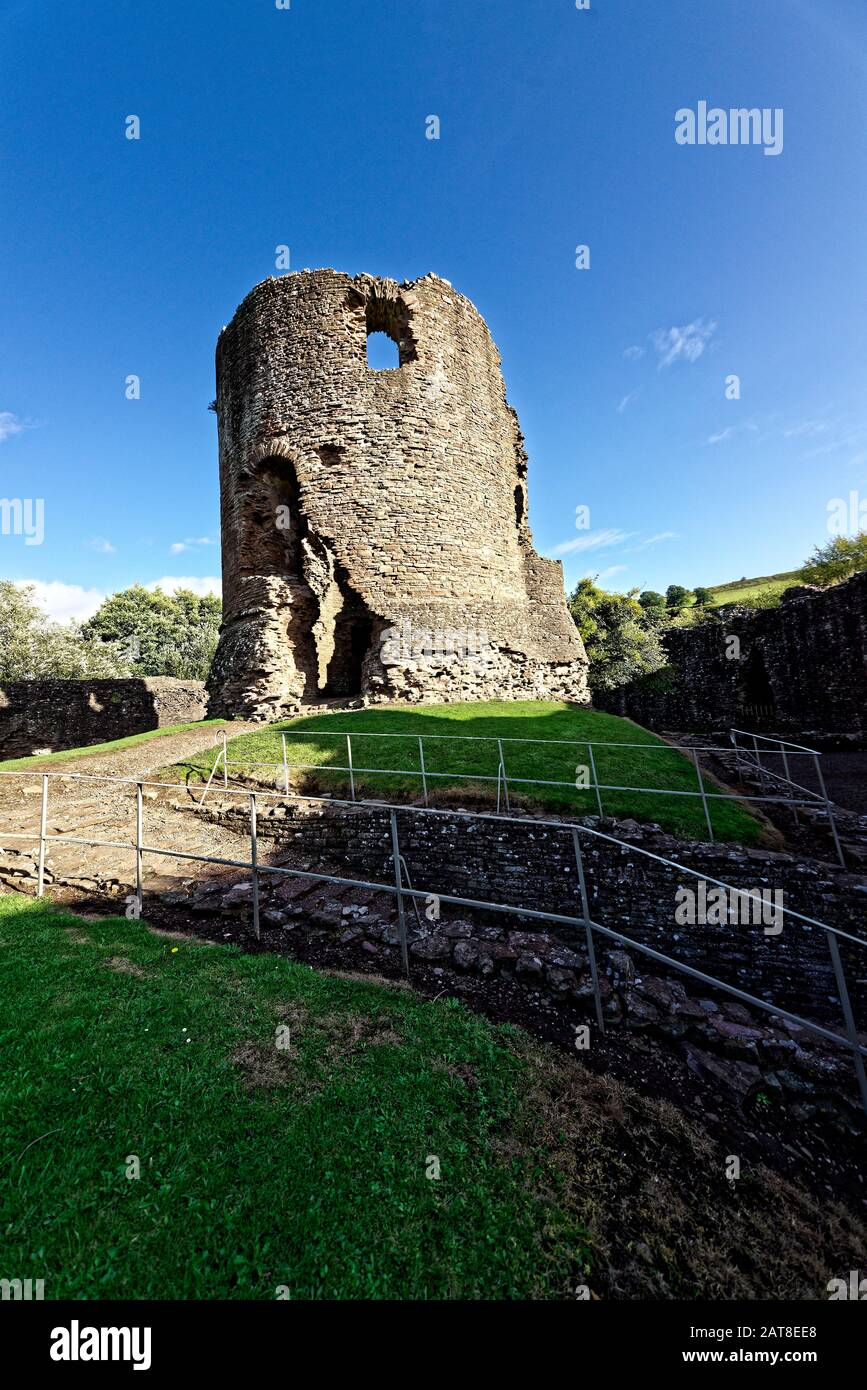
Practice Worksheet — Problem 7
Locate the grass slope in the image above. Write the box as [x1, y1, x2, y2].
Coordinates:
[1, 894, 860, 1300]
[0, 720, 228, 771]
[707, 570, 800, 608]
[173, 701, 762, 844]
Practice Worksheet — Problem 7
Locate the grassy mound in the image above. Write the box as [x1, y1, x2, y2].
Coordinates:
[174, 701, 763, 844]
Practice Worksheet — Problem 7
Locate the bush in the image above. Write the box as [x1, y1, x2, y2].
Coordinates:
[568, 578, 666, 692]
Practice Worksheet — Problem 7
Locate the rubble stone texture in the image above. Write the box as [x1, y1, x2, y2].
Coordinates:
[207, 270, 588, 718]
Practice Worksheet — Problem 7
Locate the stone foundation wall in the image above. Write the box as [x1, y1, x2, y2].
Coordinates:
[0, 678, 208, 760]
[198, 798, 867, 1030]
[598, 573, 867, 733]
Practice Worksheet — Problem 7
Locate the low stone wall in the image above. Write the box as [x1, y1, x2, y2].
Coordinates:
[597, 573, 867, 733]
[196, 798, 867, 1030]
[0, 678, 208, 759]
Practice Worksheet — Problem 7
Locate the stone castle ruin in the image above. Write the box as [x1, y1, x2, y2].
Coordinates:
[207, 270, 588, 718]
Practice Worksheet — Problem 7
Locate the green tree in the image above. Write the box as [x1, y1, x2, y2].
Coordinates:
[568, 578, 666, 691]
[83, 585, 221, 680]
[693, 586, 713, 607]
[799, 532, 867, 587]
[665, 584, 692, 610]
[638, 590, 666, 613]
[0, 582, 131, 680]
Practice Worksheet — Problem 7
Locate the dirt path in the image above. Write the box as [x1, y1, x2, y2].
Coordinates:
[0, 722, 260, 897]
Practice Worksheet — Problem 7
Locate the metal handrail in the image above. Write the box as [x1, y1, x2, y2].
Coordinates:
[5, 763, 864, 1115]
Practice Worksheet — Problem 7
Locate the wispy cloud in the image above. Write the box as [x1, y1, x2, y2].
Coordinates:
[706, 423, 757, 446]
[87, 537, 116, 555]
[618, 391, 640, 414]
[551, 528, 632, 557]
[593, 565, 628, 581]
[148, 576, 222, 598]
[170, 536, 216, 555]
[623, 345, 644, 361]
[0, 411, 27, 443]
[630, 531, 677, 551]
[651, 319, 717, 369]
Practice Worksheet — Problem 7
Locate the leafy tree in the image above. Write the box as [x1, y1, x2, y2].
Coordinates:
[665, 584, 692, 610]
[638, 590, 666, 613]
[0, 582, 131, 680]
[693, 586, 713, 607]
[568, 578, 666, 691]
[83, 585, 221, 680]
[799, 532, 867, 587]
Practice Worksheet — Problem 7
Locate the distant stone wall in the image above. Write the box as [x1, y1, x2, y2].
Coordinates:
[0, 678, 208, 760]
[597, 573, 867, 733]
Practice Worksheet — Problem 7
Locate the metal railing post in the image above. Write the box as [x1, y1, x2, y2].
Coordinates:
[37, 773, 49, 899]
[496, 739, 510, 812]
[586, 743, 604, 817]
[282, 733, 290, 795]
[135, 781, 143, 914]
[347, 734, 356, 802]
[751, 733, 766, 789]
[780, 744, 799, 828]
[813, 752, 846, 869]
[418, 736, 428, 806]
[572, 827, 604, 1033]
[824, 928, 867, 1117]
[389, 810, 409, 975]
[250, 792, 260, 940]
[692, 749, 714, 842]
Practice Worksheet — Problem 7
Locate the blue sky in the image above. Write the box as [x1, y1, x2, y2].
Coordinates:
[1, 0, 866, 618]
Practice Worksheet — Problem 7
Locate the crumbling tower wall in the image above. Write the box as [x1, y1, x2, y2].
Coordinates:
[207, 270, 589, 718]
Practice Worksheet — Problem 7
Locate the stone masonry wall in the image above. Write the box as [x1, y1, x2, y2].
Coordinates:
[207, 270, 588, 718]
[598, 573, 867, 733]
[0, 678, 208, 759]
[196, 798, 867, 1032]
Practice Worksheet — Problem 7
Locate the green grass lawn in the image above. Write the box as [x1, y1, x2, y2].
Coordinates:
[173, 701, 763, 844]
[0, 894, 587, 1300]
[0, 720, 231, 771]
[1, 894, 858, 1300]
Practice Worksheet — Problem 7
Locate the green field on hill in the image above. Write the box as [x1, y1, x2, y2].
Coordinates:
[706, 570, 801, 608]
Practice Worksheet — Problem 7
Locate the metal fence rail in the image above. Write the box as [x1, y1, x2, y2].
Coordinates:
[195, 725, 845, 862]
[2, 764, 866, 1116]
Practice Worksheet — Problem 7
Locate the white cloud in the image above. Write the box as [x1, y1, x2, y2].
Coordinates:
[87, 537, 116, 554]
[618, 391, 639, 414]
[16, 579, 106, 623]
[706, 422, 758, 446]
[0, 411, 25, 443]
[623, 345, 644, 361]
[651, 319, 717, 369]
[148, 575, 222, 598]
[552, 528, 632, 557]
[169, 536, 216, 555]
[594, 565, 628, 581]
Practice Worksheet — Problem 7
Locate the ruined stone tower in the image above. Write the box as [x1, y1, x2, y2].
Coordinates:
[207, 270, 588, 718]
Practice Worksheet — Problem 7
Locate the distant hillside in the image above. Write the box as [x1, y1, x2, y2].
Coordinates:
[706, 570, 801, 608]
